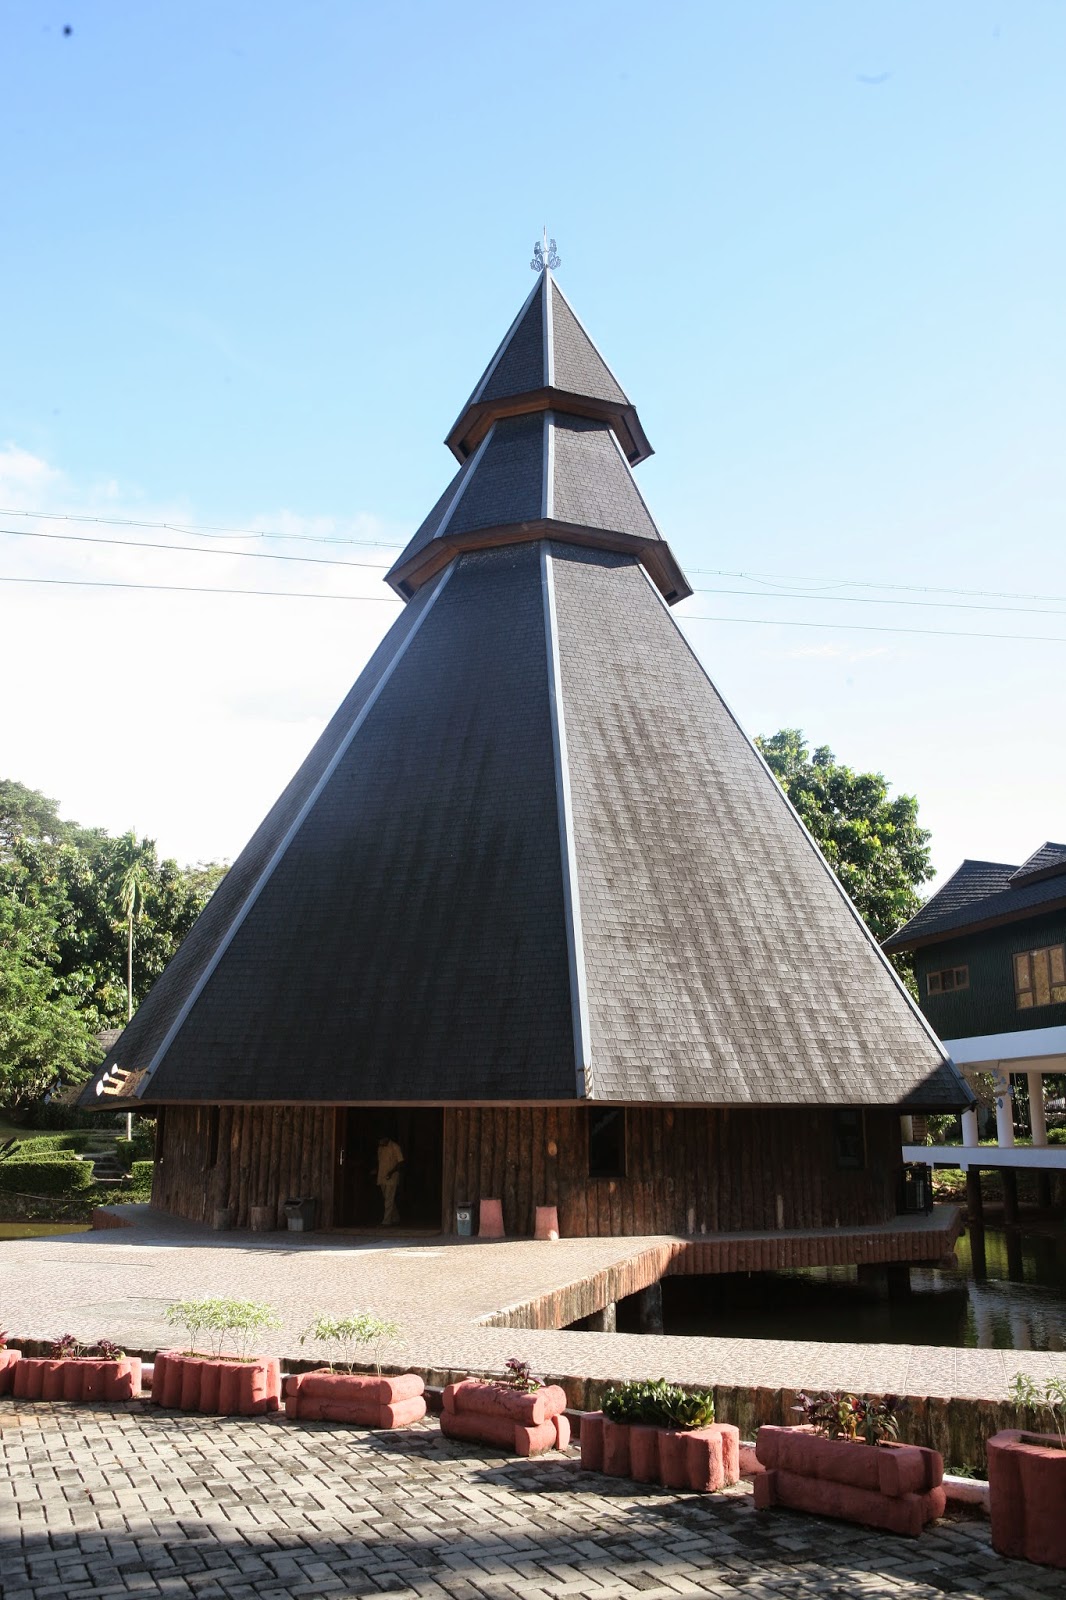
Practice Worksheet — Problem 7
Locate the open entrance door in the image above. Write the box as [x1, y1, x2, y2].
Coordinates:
[333, 1108, 443, 1230]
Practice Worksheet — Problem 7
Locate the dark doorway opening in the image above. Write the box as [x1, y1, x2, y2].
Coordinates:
[333, 1108, 443, 1230]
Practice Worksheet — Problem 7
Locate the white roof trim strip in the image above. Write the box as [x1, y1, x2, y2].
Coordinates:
[132, 563, 459, 1094]
[543, 272, 555, 388]
[435, 427, 494, 542]
[541, 542, 592, 1097]
[543, 414, 555, 521]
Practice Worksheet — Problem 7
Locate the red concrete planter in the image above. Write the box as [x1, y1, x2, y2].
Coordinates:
[754, 1426, 945, 1537]
[0, 1349, 21, 1394]
[580, 1412, 740, 1492]
[440, 1379, 570, 1455]
[987, 1430, 1066, 1568]
[151, 1350, 280, 1416]
[285, 1370, 427, 1427]
[11, 1356, 141, 1402]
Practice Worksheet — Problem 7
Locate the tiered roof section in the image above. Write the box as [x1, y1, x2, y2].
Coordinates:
[386, 272, 689, 605]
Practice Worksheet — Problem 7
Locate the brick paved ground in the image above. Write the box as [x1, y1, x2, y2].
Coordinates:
[4, 1210, 1065, 1402]
[1, 1403, 1059, 1600]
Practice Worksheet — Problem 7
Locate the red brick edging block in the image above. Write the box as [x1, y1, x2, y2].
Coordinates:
[11, 1356, 141, 1402]
[987, 1429, 1066, 1568]
[152, 1351, 280, 1415]
[580, 1412, 740, 1492]
[285, 1370, 427, 1427]
[0, 1349, 22, 1394]
[754, 1426, 945, 1537]
[440, 1379, 570, 1455]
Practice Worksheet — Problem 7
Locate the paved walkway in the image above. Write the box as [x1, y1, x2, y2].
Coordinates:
[4, 1208, 1065, 1403]
[1, 1404, 1059, 1600]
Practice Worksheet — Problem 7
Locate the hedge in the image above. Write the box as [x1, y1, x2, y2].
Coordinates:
[116, 1129, 154, 1169]
[0, 1158, 96, 1197]
[10, 1132, 94, 1155]
[127, 1160, 154, 1197]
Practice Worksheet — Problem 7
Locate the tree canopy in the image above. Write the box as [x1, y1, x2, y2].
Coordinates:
[755, 730, 933, 947]
[0, 779, 227, 1112]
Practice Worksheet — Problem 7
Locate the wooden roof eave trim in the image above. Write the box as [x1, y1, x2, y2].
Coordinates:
[883, 892, 1066, 954]
[387, 520, 692, 606]
[445, 389, 653, 466]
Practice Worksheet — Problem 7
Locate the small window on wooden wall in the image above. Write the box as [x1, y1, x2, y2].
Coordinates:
[927, 966, 969, 996]
[1015, 945, 1066, 1010]
[833, 1109, 866, 1171]
[588, 1108, 626, 1178]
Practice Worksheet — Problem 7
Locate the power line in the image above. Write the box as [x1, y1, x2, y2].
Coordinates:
[0, 505, 405, 550]
[0, 575, 402, 603]
[6, 525, 1063, 621]
[688, 585, 1066, 621]
[678, 612, 1066, 645]
[689, 565, 1066, 607]
[2, 572, 1064, 642]
[0, 524, 393, 571]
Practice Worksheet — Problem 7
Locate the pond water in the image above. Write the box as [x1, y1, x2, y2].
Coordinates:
[651, 1226, 1066, 1350]
[0, 1221, 90, 1241]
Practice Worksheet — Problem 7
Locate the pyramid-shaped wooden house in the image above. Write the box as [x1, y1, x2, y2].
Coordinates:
[83, 263, 970, 1246]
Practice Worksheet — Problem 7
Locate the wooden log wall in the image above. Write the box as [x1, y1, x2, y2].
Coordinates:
[442, 1104, 900, 1239]
[153, 1104, 335, 1228]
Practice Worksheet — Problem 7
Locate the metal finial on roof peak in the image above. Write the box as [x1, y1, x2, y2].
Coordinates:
[531, 226, 560, 272]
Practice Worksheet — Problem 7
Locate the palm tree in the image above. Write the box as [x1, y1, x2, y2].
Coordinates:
[114, 832, 155, 1022]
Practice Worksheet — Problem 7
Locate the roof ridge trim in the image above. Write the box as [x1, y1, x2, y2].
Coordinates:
[542, 542, 592, 1097]
[543, 414, 555, 521]
[436, 427, 494, 542]
[467, 277, 543, 409]
[131, 562, 459, 1098]
[544, 274, 555, 388]
[634, 564, 962, 1085]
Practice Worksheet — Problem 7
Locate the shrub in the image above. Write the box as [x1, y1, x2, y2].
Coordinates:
[5, 1132, 93, 1156]
[1047, 1127, 1066, 1145]
[128, 1160, 154, 1194]
[300, 1312, 399, 1374]
[48, 1334, 127, 1359]
[0, 1158, 96, 1197]
[116, 1127, 154, 1169]
[601, 1378, 715, 1430]
[165, 1297, 281, 1360]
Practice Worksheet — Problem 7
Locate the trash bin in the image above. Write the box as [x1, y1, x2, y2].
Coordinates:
[455, 1203, 473, 1238]
[898, 1163, 932, 1215]
[284, 1196, 317, 1232]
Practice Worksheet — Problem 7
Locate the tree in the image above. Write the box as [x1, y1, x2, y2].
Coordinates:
[111, 832, 156, 1022]
[0, 896, 99, 1112]
[755, 730, 933, 952]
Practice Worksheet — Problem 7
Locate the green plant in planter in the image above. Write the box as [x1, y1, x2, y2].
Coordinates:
[299, 1312, 399, 1374]
[500, 1357, 541, 1392]
[165, 1298, 280, 1360]
[601, 1378, 715, 1430]
[1009, 1372, 1066, 1447]
[792, 1391, 903, 1445]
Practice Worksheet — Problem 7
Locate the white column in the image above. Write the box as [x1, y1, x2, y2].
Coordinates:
[1028, 1071, 1048, 1146]
[961, 1107, 980, 1148]
[993, 1067, 1016, 1147]
[900, 1115, 914, 1142]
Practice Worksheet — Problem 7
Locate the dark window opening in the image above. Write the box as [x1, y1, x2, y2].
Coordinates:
[588, 1108, 626, 1178]
[927, 966, 968, 995]
[833, 1109, 866, 1171]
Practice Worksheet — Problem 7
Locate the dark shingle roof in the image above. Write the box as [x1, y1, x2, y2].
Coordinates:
[884, 851, 1066, 952]
[550, 546, 964, 1110]
[83, 543, 965, 1113]
[1010, 842, 1066, 888]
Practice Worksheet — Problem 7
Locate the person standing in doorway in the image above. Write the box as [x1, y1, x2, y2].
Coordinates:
[376, 1134, 404, 1226]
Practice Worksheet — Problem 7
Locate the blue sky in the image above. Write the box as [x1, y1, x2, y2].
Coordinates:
[1, 1, 1063, 887]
